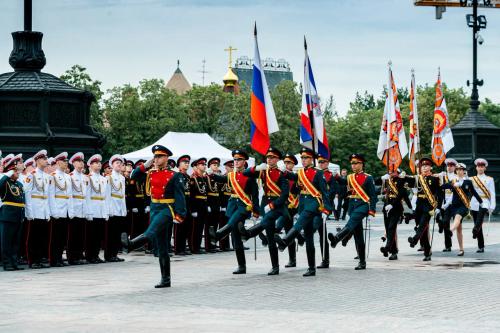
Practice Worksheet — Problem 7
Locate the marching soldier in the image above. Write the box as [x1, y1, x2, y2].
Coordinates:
[208, 149, 259, 274]
[218, 160, 234, 252]
[104, 154, 126, 262]
[275, 153, 300, 267]
[24, 150, 51, 269]
[190, 158, 209, 254]
[67, 153, 88, 265]
[48, 152, 73, 267]
[275, 147, 332, 276]
[122, 145, 186, 288]
[316, 153, 337, 269]
[435, 158, 458, 252]
[0, 154, 25, 270]
[328, 153, 377, 270]
[85, 154, 108, 264]
[238, 147, 289, 275]
[377, 168, 412, 260]
[442, 163, 482, 256]
[470, 158, 496, 253]
[174, 154, 192, 255]
[404, 157, 442, 261]
[206, 158, 221, 253]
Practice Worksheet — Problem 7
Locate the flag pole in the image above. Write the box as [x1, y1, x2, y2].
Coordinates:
[305, 36, 317, 168]
[386, 61, 392, 174]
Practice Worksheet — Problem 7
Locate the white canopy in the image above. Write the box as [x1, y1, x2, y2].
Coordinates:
[123, 132, 255, 166]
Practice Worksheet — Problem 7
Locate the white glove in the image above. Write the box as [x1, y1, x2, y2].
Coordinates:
[453, 182, 460, 188]
[488, 208, 494, 214]
[264, 205, 271, 214]
[144, 158, 154, 168]
[192, 212, 198, 218]
[278, 164, 286, 172]
[384, 204, 393, 213]
[321, 213, 328, 221]
[206, 168, 213, 175]
[442, 201, 451, 210]
[5, 170, 14, 178]
[434, 208, 441, 216]
[145, 206, 150, 214]
[381, 174, 390, 180]
[255, 162, 267, 172]
[132, 208, 139, 213]
[400, 171, 406, 178]
[86, 215, 93, 221]
[173, 218, 181, 224]
[221, 207, 226, 212]
[207, 207, 211, 213]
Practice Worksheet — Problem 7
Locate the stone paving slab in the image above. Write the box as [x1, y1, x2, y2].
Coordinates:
[1, 217, 499, 333]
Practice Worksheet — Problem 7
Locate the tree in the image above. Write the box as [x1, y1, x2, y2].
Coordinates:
[60, 65, 104, 131]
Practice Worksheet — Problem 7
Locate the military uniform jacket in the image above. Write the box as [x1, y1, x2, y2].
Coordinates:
[132, 165, 186, 220]
[436, 171, 457, 208]
[190, 171, 208, 215]
[179, 171, 191, 210]
[0, 175, 25, 223]
[70, 170, 89, 219]
[347, 172, 377, 214]
[335, 174, 348, 197]
[212, 170, 260, 215]
[219, 177, 232, 209]
[106, 170, 127, 217]
[470, 174, 496, 212]
[87, 172, 109, 220]
[24, 168, 52, 220]
[405, 175, 442, 212]
[375, 176, 412, 213]
[323, 169, 339, 202]
[285, 167, 333, 213]
[50, 169, 73, 219]
[442, 178, 482, 209]
[207, 173, 221, 208]
[243, 166, 289, 211]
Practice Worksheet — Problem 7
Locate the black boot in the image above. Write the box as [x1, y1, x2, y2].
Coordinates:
[408, 236, 418, 248]
[122, 233, 148, 253]
[388, 253, 398, 260]
[380, 246, 389, 257]
[233, 249, 246, 274]
[267, 247, 279, 275]
[285, 240, 296, 267]
[296, 232, 305, 246]
[303, 246, 316, 277]
[155, 257, 171, 288]
[355, 261, 366, 270]
[275, 228, 300, 252]
[258, 232, 268, 246]
[328, 227, 350, 248]
[209, 224, 232, 246]
[238, 222, 263, 242]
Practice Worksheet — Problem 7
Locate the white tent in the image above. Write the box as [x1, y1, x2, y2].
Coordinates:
[123, 132, 255, 166]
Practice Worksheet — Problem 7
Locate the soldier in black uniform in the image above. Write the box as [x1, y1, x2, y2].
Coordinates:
[190, 158, 209, 254]
[174, 155, 192, 255]
[405, 157, 442, 261]
[218, 160, 233, 251]
[376, 169, 412, 260]
[335, 169, 349, 220]
[206, 158, 221, 253]
[0, 155, 25, 271]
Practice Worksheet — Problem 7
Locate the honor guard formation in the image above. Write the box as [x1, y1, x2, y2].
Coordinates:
[0, 147, 496, 288]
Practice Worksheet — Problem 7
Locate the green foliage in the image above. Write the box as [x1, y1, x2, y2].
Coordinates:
[61, 65, 500, 170]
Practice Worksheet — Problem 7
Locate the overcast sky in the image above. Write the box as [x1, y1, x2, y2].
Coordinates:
[1, 0, 499, 115]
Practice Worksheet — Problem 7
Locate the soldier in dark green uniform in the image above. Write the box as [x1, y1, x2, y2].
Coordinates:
[328, 154, 377, 270]
[208, 150, 259, 274]
[275, 147, 333, 277]
[238, 147, 289, 275]
[0, 155, 25, 271]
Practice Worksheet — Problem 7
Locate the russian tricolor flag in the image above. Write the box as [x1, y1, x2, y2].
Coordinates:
[250, 24, 279, 155]
[300, 38, 330, 159]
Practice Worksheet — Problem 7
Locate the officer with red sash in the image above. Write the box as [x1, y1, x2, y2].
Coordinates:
[208, 149, 259, 274]
[122, 145, 186, 288]
[237, 147, 289, 275]
[275, 147, 332, 277]
[328, 153, 377, 270]
[404, 157, 442, 261]
[275, 153, 301, 268]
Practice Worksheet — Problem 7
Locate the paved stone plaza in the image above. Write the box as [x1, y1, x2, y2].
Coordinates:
[1, 216, 499, 333]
